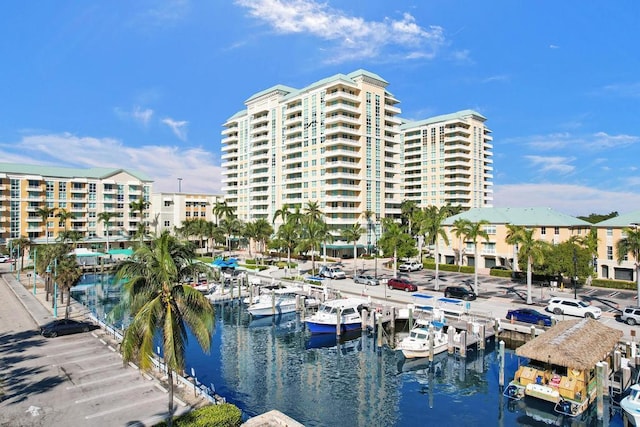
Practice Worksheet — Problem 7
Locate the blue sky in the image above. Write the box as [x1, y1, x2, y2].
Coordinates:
[1, 0, 639, 216]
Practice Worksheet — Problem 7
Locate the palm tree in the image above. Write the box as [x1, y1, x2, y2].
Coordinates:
[303, 201, 323, 224]
[272, 204, 291, 225]
[378, 218, 406, 278]
[219, 217, 242, 255]
[12, 235, 31, 272]
[275, 222, 298, 275]
[505, 224, 526, 272]
[617, 227, 640, 302]
[516, 228, 548, 304]
[423, 206, 450, 291]
[114, 231, 214, 426]
[451, 218, 471, 271]
[129, 198, 149, 245]
[98, 211, 118, 253]
[57, 208, 75, 233]
[254, 219, 273, 261]
[212, 200, 234, 226]
[342, 224, 364, 277]
[242, 221, 258, 258]
[36, 206, 58, 245]
[400, 199, 418, 238]
[296, 220, 325, 274]
[463, 220, 490, 295]
[363, 210, 375, 254]
[55, 254, 83, 317]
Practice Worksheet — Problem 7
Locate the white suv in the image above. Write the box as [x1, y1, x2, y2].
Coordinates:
[0, 255, 10, 263]
[545, 297, 601, 319]
[399, 261, 423, 272]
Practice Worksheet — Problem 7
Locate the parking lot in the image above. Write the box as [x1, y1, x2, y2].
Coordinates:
[0, 271, 191, 427]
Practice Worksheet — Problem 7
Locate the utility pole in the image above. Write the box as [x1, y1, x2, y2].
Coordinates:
[573, 245, 578, 299]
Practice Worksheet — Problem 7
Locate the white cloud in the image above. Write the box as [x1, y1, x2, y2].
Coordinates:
[525, 155, 575, 174]
[590, 131, 638, 149]
[601, 82, 640, 98]
[162, 118, 188, 141]
[494, 183, 640, 216]
[0, 132, 223, 194]
[549, 44, 560, 49]
[512, 131, 639, 151]
[142, 0, 190, 26]
[235, 0, 446, 63]
[115, 106, 154, 126]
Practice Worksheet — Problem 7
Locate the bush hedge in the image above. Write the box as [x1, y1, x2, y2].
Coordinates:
[423, 261, 475, 275]
[155, 403, 242, 427]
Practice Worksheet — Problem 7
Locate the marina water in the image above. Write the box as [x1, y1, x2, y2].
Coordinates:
[73, 274, 624, 426]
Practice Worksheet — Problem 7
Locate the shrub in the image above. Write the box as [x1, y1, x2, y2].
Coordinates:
[489, 269, 512, 279]
[592, 278, 636, 290]
[155, 403, 242, 427]
[423, 261, 475, 274]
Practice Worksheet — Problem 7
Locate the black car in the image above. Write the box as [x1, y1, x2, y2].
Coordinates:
[40, 319, 95, 338]
[444, 286, 477, 301]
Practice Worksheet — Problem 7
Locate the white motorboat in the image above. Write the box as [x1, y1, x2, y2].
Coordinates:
[396, 319, 448, 359]
[304, 297, 369, 334]
[622, 384, 640, 426]
[247, 287, 301, 317]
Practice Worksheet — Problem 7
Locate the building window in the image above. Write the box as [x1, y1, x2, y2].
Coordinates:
[607, 246, 613, 260]
[164, 201, 172, 207]
[554, 227, 559, 235]
[540, 227, 546, 235]
[164, 221, 171, 227]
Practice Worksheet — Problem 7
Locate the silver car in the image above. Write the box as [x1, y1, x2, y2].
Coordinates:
[353, 274, 379, 286]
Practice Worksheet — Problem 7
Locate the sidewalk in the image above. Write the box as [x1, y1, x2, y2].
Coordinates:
[0, 268, 212, 410]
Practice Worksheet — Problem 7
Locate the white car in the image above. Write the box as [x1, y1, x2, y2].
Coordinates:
[399, 261, 423, 272]
[545, 297, 601, 319]
[0, 255, 11, 263]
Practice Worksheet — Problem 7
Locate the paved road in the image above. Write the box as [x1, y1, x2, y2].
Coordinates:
[268, 258, 639, 339]
[0, 267, 193, 427]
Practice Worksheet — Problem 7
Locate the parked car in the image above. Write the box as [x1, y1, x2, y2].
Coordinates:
[0, 255, 10, 263]
[506, 308, 553, 326]
[318, 265, 346, 280]
[40, 319, 96, 338]
[545, 297, 601, 319]
[387, 277, 418, 292]
[444, 286, 477, 301]
[353, 274, 379, 286]
[399, 260, 423, 272]
[620, 306, 640, 325]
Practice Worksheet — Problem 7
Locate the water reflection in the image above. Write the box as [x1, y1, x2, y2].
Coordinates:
[73, 275, 624, 427]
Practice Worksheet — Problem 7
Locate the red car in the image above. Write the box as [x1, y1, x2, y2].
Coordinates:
[387, 277, 418, 292]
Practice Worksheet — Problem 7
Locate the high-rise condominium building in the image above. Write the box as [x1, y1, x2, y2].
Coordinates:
[401, 110, 493, 209]
[221, 70, 494, 242]
[0, 163, 152, 247]
[222, 69, 403, 236]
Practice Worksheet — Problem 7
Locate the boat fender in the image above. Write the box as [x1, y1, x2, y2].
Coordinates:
[560, 400, 571, 414]
[508, 386, 518, 397]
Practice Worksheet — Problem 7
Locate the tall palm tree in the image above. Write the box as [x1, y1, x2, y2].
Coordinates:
[272, 204, 291, 225]
[275, 221, 298, 274]
[296, 220, 325, 274]
[341, 224, 364, 277]
[98, 211, 118, 253]
[219, 217, 242, 255]
[363, 210, 375, 254]
[254, 219, 273, 261]
[55, 254, 83, 316]
[212, 200, 234, 226]
[463, 220, 490, 295]
[451, 218, 471, 271]
[303, 201, 323, 224]
[378, 218, 407, 278]
[12, 235, 31, 272]
[516, 228, 548, 304]
[400, 199, 418, 238]
[617, 227, 640, 302]
[114, 232, 214, 426]
[423, 206, 450, 291]
[57, 208, 75, 233]
[129, 198, 149, 245]
[36, 206, 58, 245]
[242, 221, 259, 258]
[505, 224, 526, 272]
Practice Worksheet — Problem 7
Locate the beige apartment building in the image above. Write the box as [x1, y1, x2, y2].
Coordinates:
[0, 163, 152, 249]
[440, 207, 592, 272]
[221, 70, 494, 252]
[401, 110, 493, 209]
[149, 192, 223, 236]
[594, 211, 640, 282]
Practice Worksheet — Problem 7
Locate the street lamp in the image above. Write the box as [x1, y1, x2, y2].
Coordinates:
[573, 245, 578, 299]
[32, 248, 37, 295]
[178, 177, 183, 193]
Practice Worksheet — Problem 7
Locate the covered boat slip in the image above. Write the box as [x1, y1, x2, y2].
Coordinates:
[508, 318, 624, 416]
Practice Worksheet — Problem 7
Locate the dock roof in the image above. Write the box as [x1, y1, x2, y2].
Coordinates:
[515, 318, 622, 370]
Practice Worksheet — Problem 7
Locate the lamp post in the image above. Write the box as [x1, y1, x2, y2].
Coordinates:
[374, 222, 379, 279]
[573, 245, 578, 300]
[32, 248, 37, 295]
[53, 258, 58, 318]
[178, 177, 182, 193]
[16, 243, 20, 280]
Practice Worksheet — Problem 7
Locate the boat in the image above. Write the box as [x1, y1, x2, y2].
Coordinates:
[247, 286, 301, 317]
[395, 319, 448, 359]
[304, 297, 369, 334]
[503, 318, 622, 418]
[621, 384, 640, 426]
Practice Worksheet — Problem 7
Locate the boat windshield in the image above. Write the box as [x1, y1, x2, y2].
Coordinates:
[319, 305, 336, 314]
[631, 387, 640, 402]
[410, 329, 428, 340]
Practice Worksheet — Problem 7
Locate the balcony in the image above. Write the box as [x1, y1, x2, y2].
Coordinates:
[445, 126, 471, 136]
[385, 104, 401, 115]
[324, 136, 361, 150]
[325, 114, 360, 126]
[325, 90, 360, 103]
[324, 125, 360, 137]
[325, 102, 360, 115]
